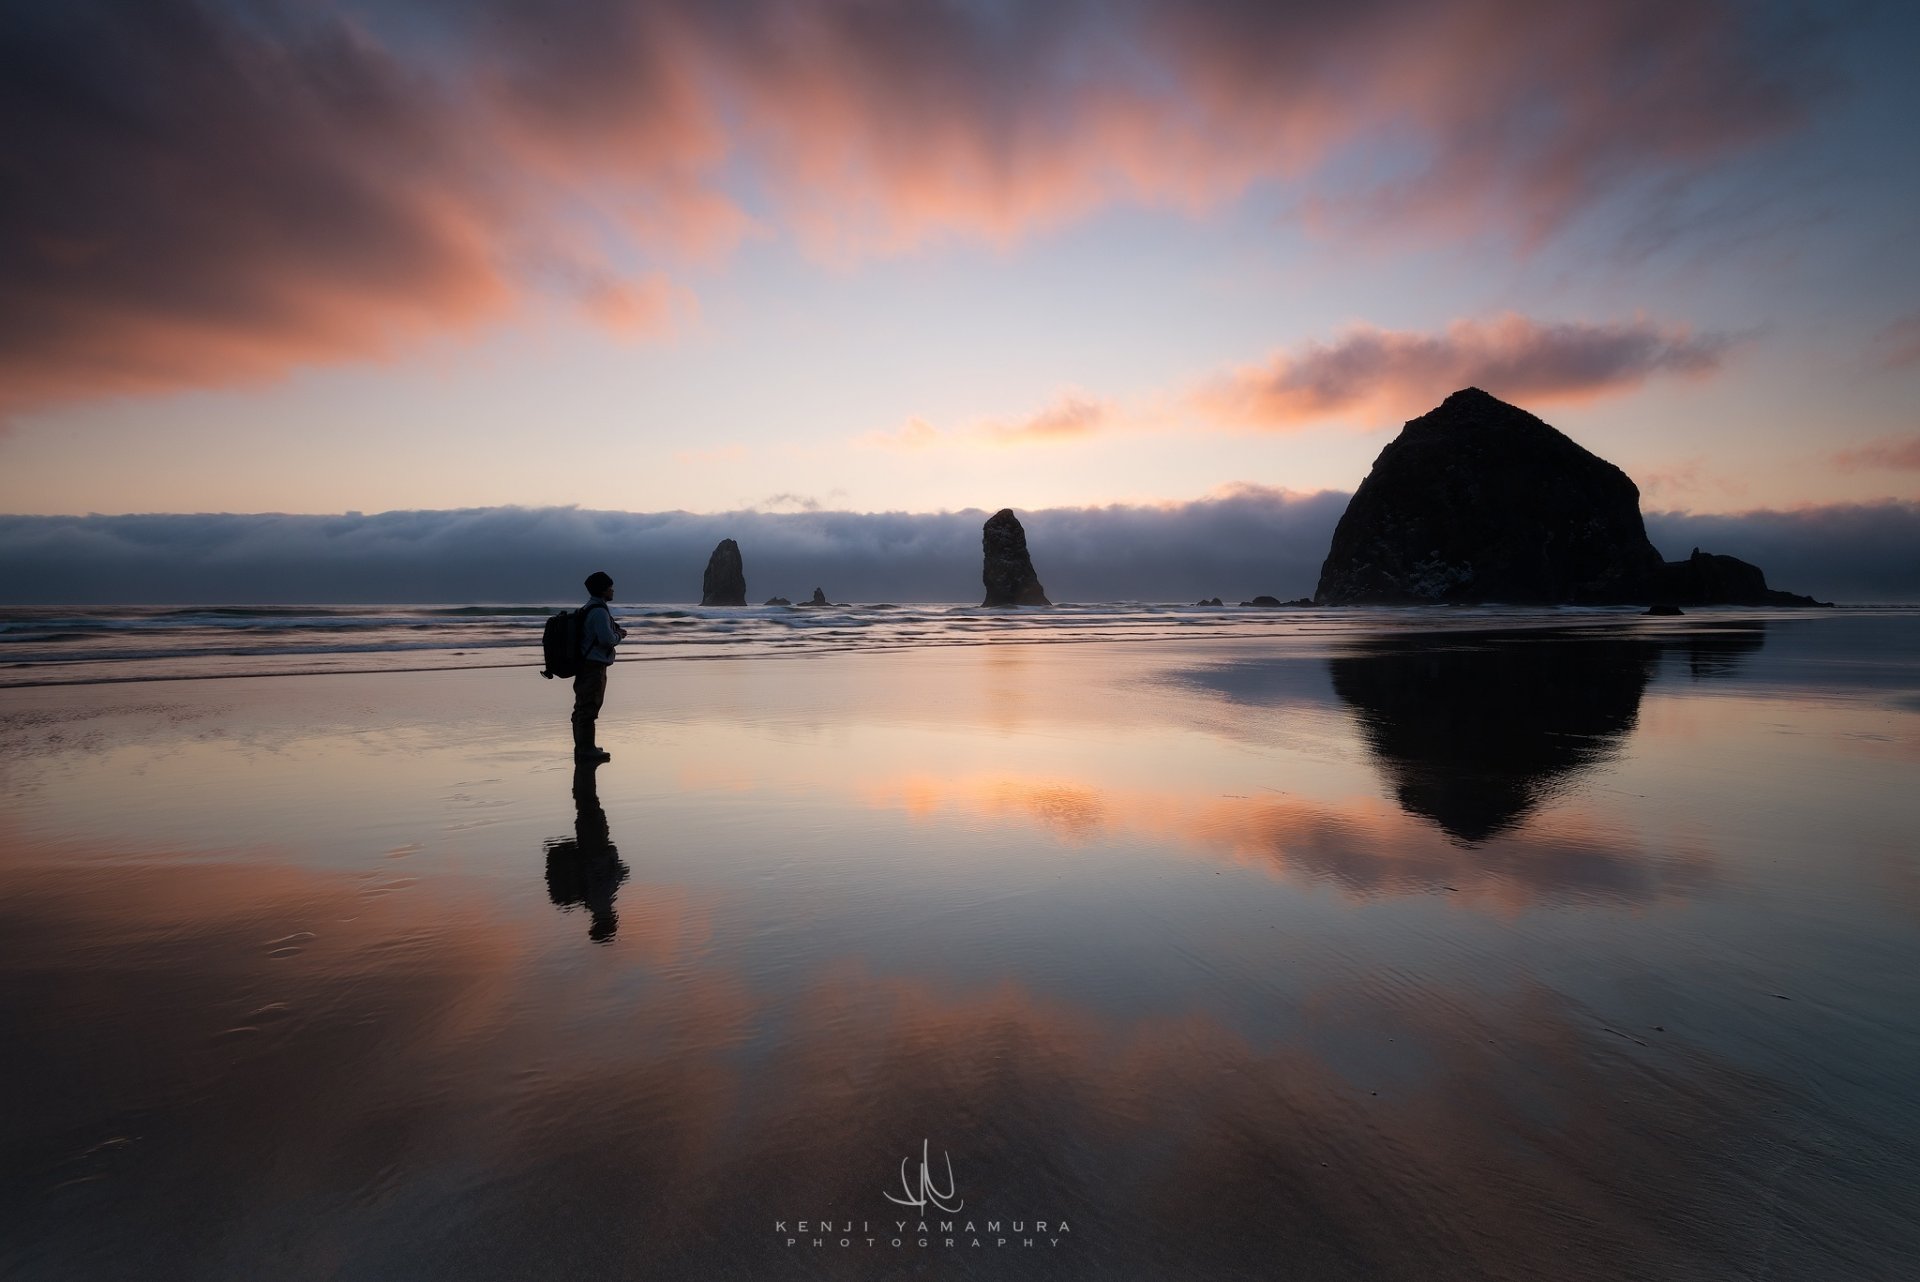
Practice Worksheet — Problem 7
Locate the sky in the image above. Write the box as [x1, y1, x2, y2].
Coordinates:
[2, 0, 1918, 581]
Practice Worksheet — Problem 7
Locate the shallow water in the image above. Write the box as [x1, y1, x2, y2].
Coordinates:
[0, 599, 1841, 685]
[2, 611, 1916, 1279]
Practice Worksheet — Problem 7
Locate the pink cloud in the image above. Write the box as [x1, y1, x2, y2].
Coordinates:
[1191, 315, 1732, 430]
[577, 272, 694, 339]
[2, 0, 1817, 414]
[860, 315, 1728, 451]
[1873, 315, 1920, 371]
[1831, 436, 1920, 473]
[857, 417, 943, 452]
[984, 395, 1118, 445]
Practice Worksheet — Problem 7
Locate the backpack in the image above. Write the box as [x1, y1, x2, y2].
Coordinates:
[540, 600, 607, 679]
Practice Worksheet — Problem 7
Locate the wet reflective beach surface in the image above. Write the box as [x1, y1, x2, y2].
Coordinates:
[3, 612, 1917, 1280]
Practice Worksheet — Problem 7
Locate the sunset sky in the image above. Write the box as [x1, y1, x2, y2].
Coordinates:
[3, 0, 1918, 523]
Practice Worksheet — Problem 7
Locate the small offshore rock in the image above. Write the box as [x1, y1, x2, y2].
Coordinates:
[981, 509, 1051, 606]
[1239, 595, 1283, 607]
[1645, 603, 1684, 616]
[701, 539, 747, 606]
[764, 596, 791, 607]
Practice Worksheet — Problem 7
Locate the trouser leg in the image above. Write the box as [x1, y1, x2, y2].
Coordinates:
[572, 663, 608, 750]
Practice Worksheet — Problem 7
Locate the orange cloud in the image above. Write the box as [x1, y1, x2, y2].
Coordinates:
[578, 272, 694, 339]
[860, 394, 1122, 453]
[3, 0, 1813, 415]
[1831, 436, 1920, 472]
[857, 417, 943, 452]
[856, 771, 1710, 915]
[866, 315, 1728, 451]
[983, 395, 1117, 445]
[1191, 315, 1731, 430]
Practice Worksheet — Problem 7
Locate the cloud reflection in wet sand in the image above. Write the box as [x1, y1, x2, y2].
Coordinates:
[859, 773, 1711, 914]
[2, 854, 1907, 1280]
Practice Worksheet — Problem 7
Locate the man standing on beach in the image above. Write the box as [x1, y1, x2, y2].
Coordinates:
[574, 571, 627, 762]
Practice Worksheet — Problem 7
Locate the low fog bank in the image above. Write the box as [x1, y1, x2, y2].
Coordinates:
[1, 494, 1913, 605]
[1646, 502, 1920, 605]
[0, 490, 1346, 605]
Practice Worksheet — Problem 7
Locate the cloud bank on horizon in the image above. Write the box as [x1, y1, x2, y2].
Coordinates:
[1, 0, 1825, 415]
[3, 495, 1914, 606]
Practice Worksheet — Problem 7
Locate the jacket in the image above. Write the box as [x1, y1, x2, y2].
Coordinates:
[580, 596, 620, 664]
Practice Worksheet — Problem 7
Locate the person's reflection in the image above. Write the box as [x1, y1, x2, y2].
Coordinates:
[543, 761, 631, 942]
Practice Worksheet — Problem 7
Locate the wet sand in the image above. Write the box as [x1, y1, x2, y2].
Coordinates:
[3, 616, 1918, 1279]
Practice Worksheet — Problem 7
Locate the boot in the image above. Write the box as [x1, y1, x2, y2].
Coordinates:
[573, 716, 611, 762]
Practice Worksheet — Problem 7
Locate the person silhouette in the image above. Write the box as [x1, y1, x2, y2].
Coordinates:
[571, 570, 627, 763]
[543, 760, 631, 942]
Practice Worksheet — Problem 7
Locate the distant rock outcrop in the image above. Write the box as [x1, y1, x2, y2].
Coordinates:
[1653, 549, 1826, 607]
[1196, 597, 1224, 607]
[764, 596, 791, 607]
[808, 587, 829, 606]
[981, 509, 1051, 606]
[701, 539, 747, 606]
[1314, 388, 1828, 606]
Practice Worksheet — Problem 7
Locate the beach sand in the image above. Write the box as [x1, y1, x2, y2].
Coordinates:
[4, 621, 1918, 1279]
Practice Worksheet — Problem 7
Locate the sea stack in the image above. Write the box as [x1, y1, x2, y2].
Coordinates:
[1313, 388, 1826, 606]
[701, 538, 747, 606]
[1654, 548, 1823, 607]
[981, 509, 1051, 606]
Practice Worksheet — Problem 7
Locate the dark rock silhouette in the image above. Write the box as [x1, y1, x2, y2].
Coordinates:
[701, 539, 747, 606]
[1314, 388, 1826, 606]
[1653, 548, 1826, 607]
[1315, 389, 1659, 605]
[1646, 603, 1684, 616]
[1196, 597, 1224, 607]
[764, 596, 791, 607]
[981, 509, 1051, 606]
[1240, 595, 1284, 607]
[1331, 625, 1765, 842]
[808, 587, 828, 606]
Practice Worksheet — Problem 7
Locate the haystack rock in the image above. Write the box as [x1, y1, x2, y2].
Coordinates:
[701, 539, 747, 606]
[981, 509, 1051, 606]
[1313, 388, 1827, 606]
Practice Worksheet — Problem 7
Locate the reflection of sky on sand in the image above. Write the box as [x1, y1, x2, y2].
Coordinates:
[3, 615, 1919, 1277]
[3, 851, 1913, 1279]
[856, 771, 1711, 914]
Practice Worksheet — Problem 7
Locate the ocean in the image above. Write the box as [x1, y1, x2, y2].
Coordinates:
[8, 600, 1911, 687]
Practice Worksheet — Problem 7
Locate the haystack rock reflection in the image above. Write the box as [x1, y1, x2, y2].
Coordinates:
[543, 761, 631, 942]
[1331, 625, 1766, 843]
